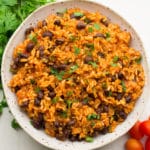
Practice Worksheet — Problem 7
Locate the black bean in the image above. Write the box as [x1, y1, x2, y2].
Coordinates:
[104, 90, 110, 97]
[100, 18, 109, 27]
[76, 21, 86, 30]
[100, 127, 109, 134]
[60, 95, 64, 99]
[88, 93, 95, 98]
[53, 64, 67, 70]
[113, 114, 119, 121]
[125, 95, 132, 103]
[67, 119, 76, 126]
[63, 129, 71, 138]
[26, 42, 35, 52]
[14, 57, 20, 64]
[42, 20, 47, 26]
[84, 56, 93, 64]
[54, 121, 60, 128]
[116, 93, 124, 100]
[55, 38, 65, 45]
[55, 133, 66, 141]
[49, 92, 56, 99]
[103, 105, 109, 113]
[20, 100, 29, 108]
[97, 52, 105, 58]
[34, 98, 41, 107]
[118, 110, 127, 119]
[69, 135, 77, 141]
[47, 85, 54, 92]
[38, 45, 45, 57]
[48, 45, 56, 52]
[42, 31, 54, 40]
[118, 72, 124, 80]
[37, 91, 44, 99]
[14, 86, 20, 92]
[93, 33, 106, 38]
[110, 75, 116, 82]
[25, 27, 34, 36]
[96, 107, 103, 114]
[19, 53, 29, 58]
[54, 20, 61, 26]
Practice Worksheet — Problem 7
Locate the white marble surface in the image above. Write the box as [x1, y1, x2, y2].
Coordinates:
[0, 0, 150, 150]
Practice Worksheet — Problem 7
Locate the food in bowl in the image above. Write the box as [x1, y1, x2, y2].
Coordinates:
[8, 8, 145, 142]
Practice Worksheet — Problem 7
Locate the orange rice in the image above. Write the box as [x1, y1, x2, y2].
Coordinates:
[9, 8, 145, 141]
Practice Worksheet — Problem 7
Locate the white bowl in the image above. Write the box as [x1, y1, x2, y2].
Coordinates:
[1, 0, 149, 149]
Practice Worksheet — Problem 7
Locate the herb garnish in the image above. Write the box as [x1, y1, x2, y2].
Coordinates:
[88, 27, 94, 33]
[121, 80, 126, 92]
[93, 23, 100, 30]
[135, 56, 142, 64]
[88, 61, 98, 68]
[74, 46, 80, 55]
[11, 119, 21, 130]
[85, 136, 94, 142]
[73, 12, 84, 17]
[69, 64, 79, 73]
[87, 113, 100, 120]
[50, 68, 65, 81]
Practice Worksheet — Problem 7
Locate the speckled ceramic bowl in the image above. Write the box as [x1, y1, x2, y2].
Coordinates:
[1, 0, 149, 149]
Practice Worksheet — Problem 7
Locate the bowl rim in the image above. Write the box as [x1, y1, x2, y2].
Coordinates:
[1, 0, 150, 149]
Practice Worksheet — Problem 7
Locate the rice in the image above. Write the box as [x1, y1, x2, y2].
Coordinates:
[9, 8, 145, 141]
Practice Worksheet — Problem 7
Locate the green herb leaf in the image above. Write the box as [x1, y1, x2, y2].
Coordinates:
[66, 91, 73, 97]
[73, 12, 84, 17]
[93, 23, 100, 30]
[34, 87, 41, 93]
[87, 114, 100, 120]
[85, 136, 94, 142]
[29, 33, 37, 43]
[113, 56, 119, 63]
[135, 56, 142, 64]
[88, 61, 98, 68]
[52, 97, 59, 104]
[85, 43, 94, 51]
[30, 79, 35, 84]
[69, 64, 79, 73]
[65, 100, 73, 108]
[74, 46, 80, 55]
[110, 62, 118, 67]
[88, 27, 93, 33]
[0, 100, 8, 108]
[59, 111, 68, 118]
[50, 68, 65, 81]
[83, 97, 89, 104]
[0, 105, 3, 114]
[105, 32, 111, 40]
[121, 80, 126, 92]
[69, 35, 76, 42]
[11, 119, 21, 130]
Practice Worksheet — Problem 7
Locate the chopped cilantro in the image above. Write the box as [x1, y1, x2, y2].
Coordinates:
[50, 68, 65, 81]
[85, 136, 94, 142]
[69, 35, 76, 42]
[69, 64, 78, 73]
[113, 56, 119, 63]
[59, 111, 68, 118]
[74, 46, 80, 55]
[121, 80, 126, 92]
[88, 27, 94, 33]
[85, 43, 94, 51]
[135, 56, 142, 64]
[83, 97, 89, 104]
[66, 91, 73, 97]
[65, 100, 73, 108]
[105, 32, 111, 40]
[93, 23, 100, 30]
[11, 119, 21, 130]
[52, 97, 59, 104]
[34, 87, 41, 93]
[29, 33, 37, 43]
[30, 79, 35, 84]
[88, 61, 98, 68]
[87, 114, 100, 120]
[110, 62, 118, 67]
[73, 12, 84, 17]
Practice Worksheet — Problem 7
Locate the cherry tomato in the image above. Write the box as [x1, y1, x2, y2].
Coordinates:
[145, 137, 150, 150]
[129, 121, 144, 140]
[140, 120, 150, 136]
[125, 138, 144, 150]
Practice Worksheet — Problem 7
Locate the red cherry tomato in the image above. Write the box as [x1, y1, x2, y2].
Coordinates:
[140, 120, 150, 136]
[129, 121, 144, 140]
[125, 138, 144, 150]
[145, 137, 150, 150]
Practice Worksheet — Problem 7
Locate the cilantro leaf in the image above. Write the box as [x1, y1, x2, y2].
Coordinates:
[74, 46, 80, 55]
[93, 23, 100, 30]
[69, 64, 79, 73]
[11, 119, 21, 130]
[73, 12, 84, 17]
